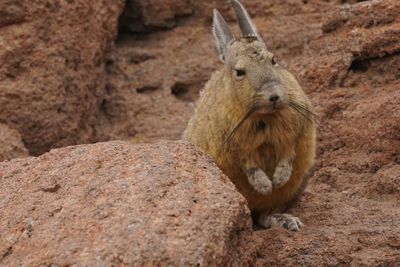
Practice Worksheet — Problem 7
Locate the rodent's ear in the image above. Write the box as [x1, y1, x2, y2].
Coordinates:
[213, 9, 235, 62]
[231, 0, 263, 42]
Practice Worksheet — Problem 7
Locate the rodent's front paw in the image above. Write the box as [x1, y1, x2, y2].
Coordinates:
[272, 159, 293, 188]
[247, 168, 272, 195]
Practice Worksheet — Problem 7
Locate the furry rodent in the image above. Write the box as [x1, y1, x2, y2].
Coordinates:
[183, 0, 317, 231]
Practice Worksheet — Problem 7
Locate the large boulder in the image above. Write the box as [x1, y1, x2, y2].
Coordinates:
[0, 0, 124, 155]
[0, 141, 253, 266]
[0, 123, 29, 161]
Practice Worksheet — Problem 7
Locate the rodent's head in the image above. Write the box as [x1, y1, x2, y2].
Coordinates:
[213, 0, 289, 115]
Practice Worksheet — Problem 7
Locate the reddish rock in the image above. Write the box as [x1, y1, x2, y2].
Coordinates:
[0, 0, 124, 155]
[120, 0, 194, 32]
[297, 0, 400, 92]
[0, 141, 253, 266]
[0, 123, 29, 161]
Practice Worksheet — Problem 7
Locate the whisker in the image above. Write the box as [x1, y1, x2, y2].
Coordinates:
[218, 98, 317, 157]
[220, 105, 258, 154]
[291, 100, 318, 118]
[289, 100, 318, 123]
[289, 103, 310, 121]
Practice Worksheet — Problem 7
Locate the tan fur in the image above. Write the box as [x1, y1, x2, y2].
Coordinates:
[184, 67, 316, 213]
[183, 5, 316, 222]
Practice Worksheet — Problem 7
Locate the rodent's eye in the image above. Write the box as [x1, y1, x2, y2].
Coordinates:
[235, 69, 246, 78]
[271, 56, 277, 66]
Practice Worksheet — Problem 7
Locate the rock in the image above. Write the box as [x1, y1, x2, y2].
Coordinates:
[0, 0, 124, 155]
[0, 123, 29, 161]
[297, 0, 400, 92]
[120, 0, 194, 32]
[252, 184, 400, 266]
[0, 1, 25, 27]
[0, 141, 253, 266]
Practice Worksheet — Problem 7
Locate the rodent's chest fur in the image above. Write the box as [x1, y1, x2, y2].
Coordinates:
[186, 70, 302, 175]
[228, 114, 299, 177]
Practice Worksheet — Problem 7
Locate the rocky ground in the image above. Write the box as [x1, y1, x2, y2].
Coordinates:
[0, 0, 399, 266]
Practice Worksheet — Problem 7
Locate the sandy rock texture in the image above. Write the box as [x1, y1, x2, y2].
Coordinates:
[0, 0, 124, 156]
[120, 0, 195, 32]
[0, 141, 253, 266]
[0, 123, 28, 161]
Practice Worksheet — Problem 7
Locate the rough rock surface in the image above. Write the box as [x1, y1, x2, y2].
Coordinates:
[0, 0, 124, 155]
[0, 123, 28, 161]
[0, 141, 253, 266]
[101, 0, 400, 265]
[120, 0, 195, 32]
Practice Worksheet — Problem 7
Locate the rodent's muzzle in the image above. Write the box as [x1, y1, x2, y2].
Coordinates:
[253, 84, 288, 114]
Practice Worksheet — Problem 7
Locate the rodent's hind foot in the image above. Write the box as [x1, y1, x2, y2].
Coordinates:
[246, 168, 272, 195]
[258, 213, 303, 231]
[272, 159, 293, 188]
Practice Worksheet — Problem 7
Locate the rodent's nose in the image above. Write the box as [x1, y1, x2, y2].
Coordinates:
[269, 95, 279, 102]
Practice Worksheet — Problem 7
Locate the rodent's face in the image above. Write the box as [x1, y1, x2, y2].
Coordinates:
[226, 38, 289, 115]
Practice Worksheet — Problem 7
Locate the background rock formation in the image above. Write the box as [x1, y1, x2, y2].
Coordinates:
[0, 0, 399, 265]
[0, 0, 124, 155]
[0, 123, 28, 161]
